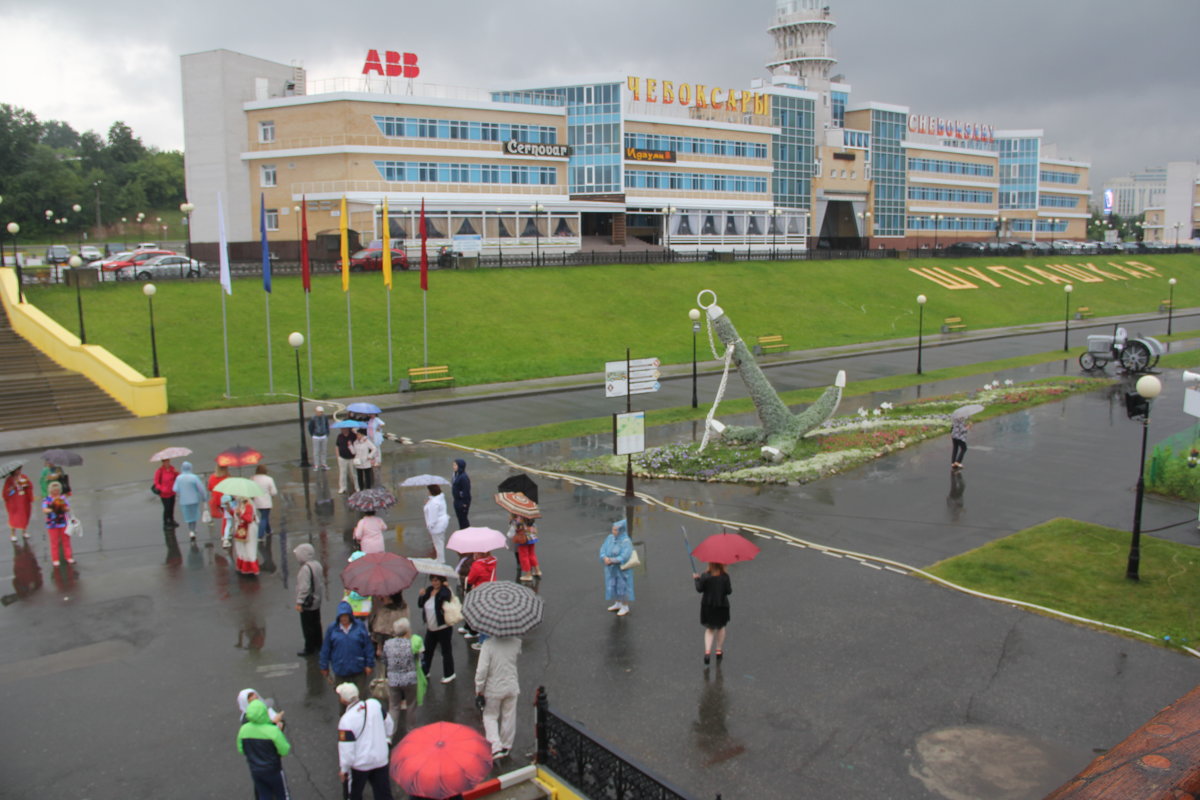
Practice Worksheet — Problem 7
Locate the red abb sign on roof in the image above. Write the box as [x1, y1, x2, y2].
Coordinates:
[362, 50, 420, 78]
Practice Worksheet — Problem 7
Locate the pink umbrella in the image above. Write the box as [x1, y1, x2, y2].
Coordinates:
[150, 446, 192, 462]
[446, 526, 508, 554]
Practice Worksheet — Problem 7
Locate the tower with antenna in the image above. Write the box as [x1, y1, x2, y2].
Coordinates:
[766, 0, 837, 92]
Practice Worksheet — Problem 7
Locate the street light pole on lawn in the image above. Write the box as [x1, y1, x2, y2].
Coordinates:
[529, 203, 544, 266]
[1063, 284, 1073, 352]
[916, 294, 927, 374]
[7, 222, 22, 303]
[72, 204, 82, 251]
[0, 196, 5, 276]
[180, 202, 195, 261]
[1168, 278, 1176, 336]
[289, 332, 311, 469]
[69, 255, 86, 344]
[143, 283, 159, 378]
[689, 308, 701, 408]
[1126, 374, 1162, 581]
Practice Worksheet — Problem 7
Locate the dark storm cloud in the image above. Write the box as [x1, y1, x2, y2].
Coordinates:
[11, 0, 1200, 188]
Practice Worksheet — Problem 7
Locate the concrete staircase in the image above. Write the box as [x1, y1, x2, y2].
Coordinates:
[0, 304, 132, 432]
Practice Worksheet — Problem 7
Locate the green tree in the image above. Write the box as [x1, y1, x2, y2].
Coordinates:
[41, 120, 80, 150]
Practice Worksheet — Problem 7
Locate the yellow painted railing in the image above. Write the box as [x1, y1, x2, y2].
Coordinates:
[0, 268, 167, 417]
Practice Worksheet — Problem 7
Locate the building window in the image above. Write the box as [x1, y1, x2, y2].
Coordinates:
[260, 164, 277, 187]
[265, 209, 279, 231]
[258, 121, 275, 144]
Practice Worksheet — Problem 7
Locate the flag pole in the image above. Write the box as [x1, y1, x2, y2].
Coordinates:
[264, 292, 273, 393]
[346, 290, 355, 390]
[423, 292, 428, 367]
[304, 292, 313, 392]
[221, 289, 231, 398]
[387, 289, 394, 385]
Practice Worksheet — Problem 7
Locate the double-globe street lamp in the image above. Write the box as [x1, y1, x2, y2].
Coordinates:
[661, 206, 676, 262]
[688, 308, 701, 408]
[1062, 284, 1073, 352]
[1125, 374, 1163, 581]
[916, 294, 927, 374]
[143, 283, 160, 378]
[68, 255, 87, 344]
[289, 332, 311, 469]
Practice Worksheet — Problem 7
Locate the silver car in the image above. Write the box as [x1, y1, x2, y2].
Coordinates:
[124, 254, 206, 280]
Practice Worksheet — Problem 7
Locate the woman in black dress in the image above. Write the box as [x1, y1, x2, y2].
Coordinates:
[694, 562, 732, 664]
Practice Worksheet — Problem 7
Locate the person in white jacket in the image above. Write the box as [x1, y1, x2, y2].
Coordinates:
[250, 465, 278, 540]
[474, 636, 522, 759]
[423, 485, 450, 563]
[351, 431, 379, 490]
[335, 683, 394, 799]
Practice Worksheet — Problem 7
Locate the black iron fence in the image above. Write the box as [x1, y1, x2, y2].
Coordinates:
[535, 686, 707, 800]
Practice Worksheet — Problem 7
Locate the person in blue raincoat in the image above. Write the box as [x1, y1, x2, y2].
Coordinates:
[171, 462, 208, 541]
[319, 600, 375, 697]
[599, 519, 635, 616]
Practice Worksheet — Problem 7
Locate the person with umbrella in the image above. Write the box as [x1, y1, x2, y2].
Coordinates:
[171, 462, 207, 541]
[4, 464, 33, 543]
[474, 634, 522, 760]
[694, 563, 732, 664]
[208, 464, 230, 531]
[152, 457, 179, 528]
[39, 458, 71, 497]
[352, 430, 380, 490]
[417, 575, 456, 684]
[354, 509, 388, 555]
[320, 600, 376, 696]
[951, 406, 978, 470]
[335, 423, 361, 494]
[391, 723, 493, 800]
[599, 519, 635, 616]
[424, 485, 450, 563]
[451, 459, 471, 530]
[230, 494, 260, 576]
[42, 481, 73, 567]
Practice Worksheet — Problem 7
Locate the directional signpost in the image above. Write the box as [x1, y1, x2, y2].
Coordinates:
[605, 349, 660, 532]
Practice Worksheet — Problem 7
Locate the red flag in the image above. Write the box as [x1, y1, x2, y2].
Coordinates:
[300, 196, 311, 292]
[419, 198, 428, 291]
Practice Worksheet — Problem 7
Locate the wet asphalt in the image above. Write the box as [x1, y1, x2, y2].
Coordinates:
[2, 317, 1200, 799]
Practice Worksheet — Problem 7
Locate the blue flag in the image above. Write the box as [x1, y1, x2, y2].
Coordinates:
[260, 193, 271, 293]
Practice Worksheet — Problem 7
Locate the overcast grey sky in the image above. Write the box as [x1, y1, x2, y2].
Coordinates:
[3, 0, 1198, 193]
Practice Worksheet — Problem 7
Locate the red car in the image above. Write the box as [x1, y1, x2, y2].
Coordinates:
[96, 249, 177, 273]
[346, 248, 409, 272]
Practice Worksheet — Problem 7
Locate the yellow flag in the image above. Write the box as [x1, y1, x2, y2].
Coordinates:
[381, 198, 393, 289]
[339, 196, 350, 292]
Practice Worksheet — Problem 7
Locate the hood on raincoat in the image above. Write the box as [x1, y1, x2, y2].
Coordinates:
[181, 461, 195, 474]
[454, 458, 467, 474]
[294, 543, 316, 563]
[243, 698, 271, 725]
[336, 599, 355, 621]
[237, 688, 258, 715]
[612, 519, 627, 536]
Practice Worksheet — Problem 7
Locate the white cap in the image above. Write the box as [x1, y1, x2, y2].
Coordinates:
[315, 406, 325, 412]
[336, 683, 359, 703]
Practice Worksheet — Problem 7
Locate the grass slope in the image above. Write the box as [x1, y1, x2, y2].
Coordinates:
[926, 518, 1200, 649]
[23, 253, 1200, 411]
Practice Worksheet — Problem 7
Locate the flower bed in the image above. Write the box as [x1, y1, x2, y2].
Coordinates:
[549, 377, 1108, 485]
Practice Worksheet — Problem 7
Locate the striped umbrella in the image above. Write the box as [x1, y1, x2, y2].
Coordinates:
[462, 580, 543, 638]
[347, 487, 397, 512]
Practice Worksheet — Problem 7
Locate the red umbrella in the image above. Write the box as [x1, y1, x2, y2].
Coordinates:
[216, 446, 263, 468]
[691, 531, 761, 565]
[390, 722, 492, 799]
[341, 552, 418, 596]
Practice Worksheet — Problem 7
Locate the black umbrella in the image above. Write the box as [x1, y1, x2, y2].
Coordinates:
[41, 449, 83, 467]
[497, 473, 539, 504]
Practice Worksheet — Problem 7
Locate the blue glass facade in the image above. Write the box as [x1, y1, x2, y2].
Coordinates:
[374, 160, 557, 185]
[869, 109, 906, 236]
[831, 90, 848, 128]
[769, 93, 815, 210]
[997, 136, 1039, 209]
[373, 116, 557, 143]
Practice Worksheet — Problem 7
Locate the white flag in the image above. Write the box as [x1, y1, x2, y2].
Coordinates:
[217, 192, 232, 295]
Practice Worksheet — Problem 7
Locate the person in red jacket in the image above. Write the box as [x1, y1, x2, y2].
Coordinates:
[153, 458, 180, 529]
[465, 552, 497, 650]
[4, 465, 34, 542]
[208, 464, 230, 531]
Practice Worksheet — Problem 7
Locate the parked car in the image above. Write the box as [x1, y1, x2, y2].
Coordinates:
[124, 254, 205, 280]
[94, 251, 137, 272]
[79, 245, 103, 262]
[44, 245, 71, 265]
[945, 241, 986, 254]
[346, 248, 409, 271]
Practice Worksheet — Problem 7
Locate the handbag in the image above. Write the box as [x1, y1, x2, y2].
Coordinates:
[442, 593, 464, 626]
[65, 516, 83, 538]
[620, 547, 640, 570]
[201, 508, 212, 524]
[151, 484, 161, 496]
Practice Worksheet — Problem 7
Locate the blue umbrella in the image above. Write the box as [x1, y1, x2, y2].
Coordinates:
[347, 402, 382, 415]
[332, 419, 367, 428]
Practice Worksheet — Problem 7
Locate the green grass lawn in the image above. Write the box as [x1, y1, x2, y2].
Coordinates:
[22, 253, 1200, 411]
[925, 518, 1200, 649]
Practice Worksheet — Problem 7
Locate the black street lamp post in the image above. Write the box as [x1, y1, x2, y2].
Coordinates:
[916, 294, 927, 374]
[1125, 375, 1162, 581]
[530, 203, 544, 266]
[7, 222, 23, 303]
[289, 332, 311, 469]
[180, 202, 195, 262]
[143, 283, 159, 378]
[1167, 278, 1176, 336]
[1063, 284, 1073, 352]
[689, 308, 701, 408]
[69, 255, 86, 344]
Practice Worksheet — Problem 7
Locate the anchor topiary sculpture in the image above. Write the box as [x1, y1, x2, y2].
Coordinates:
[697, 290, 845, 461]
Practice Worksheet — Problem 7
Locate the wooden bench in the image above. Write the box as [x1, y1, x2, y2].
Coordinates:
[753, 335, 788, 356]
[941, 316, 967, 334]
[1075, 306, 1094, 320]
[1159, 299, 1173, 312]
[401, 365, 454, 392]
